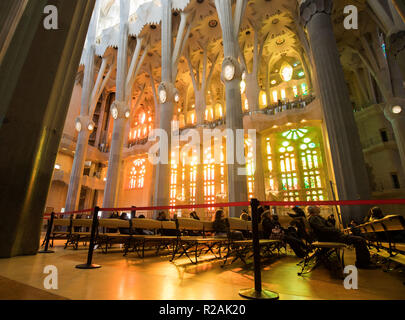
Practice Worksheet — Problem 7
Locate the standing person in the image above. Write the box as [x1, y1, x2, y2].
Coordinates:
[307, 206, 377, 269]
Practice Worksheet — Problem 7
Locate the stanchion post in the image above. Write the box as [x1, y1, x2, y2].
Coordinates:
[239, 199, 279, 300]
[39, 212, 55, 253]
[75, 207, 101, 269]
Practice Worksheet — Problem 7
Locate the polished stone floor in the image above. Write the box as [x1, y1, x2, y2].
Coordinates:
[0, 240, 404, 300]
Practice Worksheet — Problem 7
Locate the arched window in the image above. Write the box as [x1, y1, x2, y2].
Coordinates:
[265, 127, 327, 201]
[128, 108, 153, 144]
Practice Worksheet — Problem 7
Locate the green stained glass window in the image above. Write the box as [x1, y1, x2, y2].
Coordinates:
[304, 177, 310, 188]
[282, 179, 287, 190]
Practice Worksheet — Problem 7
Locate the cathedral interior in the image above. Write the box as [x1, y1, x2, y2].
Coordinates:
[0, 0, 404, 301]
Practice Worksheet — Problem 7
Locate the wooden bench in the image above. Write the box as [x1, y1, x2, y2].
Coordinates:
[221, 218, 283, 266]
[348, 215, 405, 271]
[50, 218, 72, 247]
[170, 218, 228, 264]
[65, 218, 93, 249]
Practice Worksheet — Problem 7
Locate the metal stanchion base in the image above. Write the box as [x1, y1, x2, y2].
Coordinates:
[38, 250, 55, 254]
[239, 288, 279, 300]
[75, 264, 101, 269]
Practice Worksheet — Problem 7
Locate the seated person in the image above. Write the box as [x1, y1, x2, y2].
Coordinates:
[307, 206, 377, 269]
[189, 211, 200, 220]
[118, 212, 131, 235]
[288, 206, 306, 219]
[261, 210, 275, 239]
[240, 209, 251, 221]
[156, 211, 168, 221]
[135, 214, 154, 235]
[261, 210, 306, 257]
[213, 210, 243, 239]
[348, 219, 362, 236]
[156, 211, 177, 236]
[327, 214, 336, 227]
[363, 206, 384, 223]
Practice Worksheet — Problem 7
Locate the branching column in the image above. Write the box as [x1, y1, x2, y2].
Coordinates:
[103, 0, 149, 208]
[215, 0, 248, 217]
[300, 0, 371, 222]
[65, 2, 114, 212]
[154, 1, 192, 210]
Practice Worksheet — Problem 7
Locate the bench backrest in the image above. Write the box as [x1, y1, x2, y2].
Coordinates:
[131, 218, 161, 230]
[364, 223, 375, 233]
[379, 215, 405, 231]
[98, 219, 130, 229]
[246, 221, 263, 232]
[202, 221, 215, 232]
[161, 220, 177, 230]
[53, 218, 71, 227]
[228, 218, 248, 231]
[72, 219, 93, 228]
[177, 218, 204, 231]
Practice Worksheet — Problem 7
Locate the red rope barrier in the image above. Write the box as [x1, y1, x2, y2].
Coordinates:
[50, 198, 405, 216]
[52, 208, 94, 216]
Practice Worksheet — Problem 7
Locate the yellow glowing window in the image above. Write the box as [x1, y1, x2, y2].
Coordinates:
[261, 92, 267, 106]
[280, 63, 293, 82]
[128, 159, 146, 189]
[281, 89, 286, 100]
[293, 86, 298, 97]
[272, 90, 278, 103]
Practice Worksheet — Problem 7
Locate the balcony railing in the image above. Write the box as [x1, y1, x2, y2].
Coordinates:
[245, 95, 316, 116]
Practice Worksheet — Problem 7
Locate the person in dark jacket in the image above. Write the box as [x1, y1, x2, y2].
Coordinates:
[327, 214, 336, 227]
[213, 210, 228, 236]
[364, 206, 384, 223]
[118, 212, 131, 235]
[261, 210, 275, 239]
[348, 219, 362, 236]
[307, 206, 376, 269]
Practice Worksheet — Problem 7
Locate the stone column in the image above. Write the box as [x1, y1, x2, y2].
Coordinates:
[95, 92, 108, 147]
[103, 0, 130, 209]
[384, 101, 405, 174]
[0, 0, 28, 66]
[215, 0, 248, 217]
[153, 0, 174, 210]
[0, 0, 96, 257]
[195, 127, 205, 216]
[65, 119, 92, 212]
[254, 132, 266, 201]
[300, 0, 371, 223]
[65, 2, 99, 212]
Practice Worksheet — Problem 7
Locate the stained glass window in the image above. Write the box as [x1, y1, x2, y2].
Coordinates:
[128, 158, 146, 189]
[266, 127, 327, 202]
